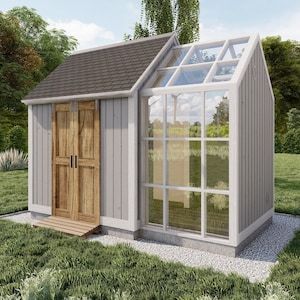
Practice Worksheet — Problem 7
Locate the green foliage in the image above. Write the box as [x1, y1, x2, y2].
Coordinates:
[262, 36, 300, 134]
[282, 129, 300, 154]
[275, 154, 300, 215]
[0, 128, 5, 152]
[0, 170, 27, 215]
[6, 126, 27, 152]
[126, 0, 199, 44]
[287, 108, 300, 131]
[275, 133, 283, 153]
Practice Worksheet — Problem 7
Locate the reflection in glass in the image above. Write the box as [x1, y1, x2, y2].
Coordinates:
[147, 141, 163, 184]
[147, 187, 163, 225]
[148, 96, 163, 137]
[165, 47, 190, 67]
[173, 67, 210, 86]
[152, 70, 175, 87]
[207, 193, 229, 237]
[168, 189, 201, 232]
[212, 63, 237, 82]
[187, 44, 223, 64]
[206, 141, 229, 189]
[205, 90, 229, 137]
[222, 39, 249, 60]
[167, 93, 201, 137]
[167, 141, 201, 187]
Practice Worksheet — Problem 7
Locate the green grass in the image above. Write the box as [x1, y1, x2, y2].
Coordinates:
[0, 170, 28, 215]
[275, 153, 300, 215]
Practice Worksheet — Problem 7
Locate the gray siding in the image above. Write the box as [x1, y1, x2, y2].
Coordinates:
[238, 44, 274, 233]
[32, 104, 52, 207]
[101, 98, 128, 220]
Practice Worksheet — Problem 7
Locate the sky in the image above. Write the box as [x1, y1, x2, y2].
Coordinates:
[2, 0, 300, 50]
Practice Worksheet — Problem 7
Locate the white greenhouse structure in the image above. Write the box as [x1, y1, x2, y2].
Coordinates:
[23, 32, 274, 256]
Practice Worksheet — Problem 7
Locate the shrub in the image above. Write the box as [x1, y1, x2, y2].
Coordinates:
[0, 149, 28, 171]
[287, 108, 300, 131]
[275, 133, 283, 153]
[6, 126, 27, 152]
[261, 282, 294, 300]
[282, 129, 300, 154]
[0, 128, 5, 152]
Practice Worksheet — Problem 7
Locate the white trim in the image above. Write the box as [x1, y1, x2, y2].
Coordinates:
[22, 90, 131, 105]
[72, 32, 175, 55]
[201, 92, 206, 238]
[130, 33, 178, 92]
[142, 225, 234, 246]
[29, 204, 51, 215]
[100, 216, 132, 231]
[237, 208, 273, 245]
[141, 82, 235, 96]
[28, 105, 33, 213]
[127, 91, 139, 231]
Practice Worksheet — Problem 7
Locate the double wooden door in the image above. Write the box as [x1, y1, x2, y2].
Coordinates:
[52, 101, 100, 224]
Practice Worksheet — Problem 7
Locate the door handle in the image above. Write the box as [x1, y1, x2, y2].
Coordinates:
[70, 155, 73, 168]
[75, 155, 78, 168]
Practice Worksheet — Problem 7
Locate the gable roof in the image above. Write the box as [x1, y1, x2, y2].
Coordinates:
[23, 33, 175, 103]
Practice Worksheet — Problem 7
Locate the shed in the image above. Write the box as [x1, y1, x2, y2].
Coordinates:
[22, 32, 274, 256]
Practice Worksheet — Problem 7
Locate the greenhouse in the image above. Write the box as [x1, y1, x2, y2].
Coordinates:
[23, 32, 274, 256]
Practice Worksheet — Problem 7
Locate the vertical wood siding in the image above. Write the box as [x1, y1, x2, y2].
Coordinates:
[238, 44, 274, 232]
[101, 98, 128, 220]
[32, 104, 52, 207]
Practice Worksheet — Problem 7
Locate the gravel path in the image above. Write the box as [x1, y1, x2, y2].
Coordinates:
[1, 212, 299, 282]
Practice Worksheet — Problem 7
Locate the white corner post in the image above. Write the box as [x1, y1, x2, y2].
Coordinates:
[229, 86, 239, 246]
[28, 105, 33, 212]
[128, 91, 139, 232]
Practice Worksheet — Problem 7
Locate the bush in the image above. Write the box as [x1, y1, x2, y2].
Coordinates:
[282, 129, 300, 154]
[275, 133, 283, 153]
[0, 128, 5, 152]
[6, 126, 27, 152]
[0, 149, 28, 171]
[287, 108, 300, 131]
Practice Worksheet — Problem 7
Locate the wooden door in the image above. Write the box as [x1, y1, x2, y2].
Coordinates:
[52, 103, 74, 219]
[52, 101, 100, 224]
[73, 101, 100, 224]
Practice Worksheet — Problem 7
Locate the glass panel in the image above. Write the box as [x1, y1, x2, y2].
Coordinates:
[212, 63, 237, 82]
[206, 141, 229, 190]
[167, 93, 202, 137]
[165, 47, 190, 67]
[152, 69, 175, 87]
[168, 189, 201, 232]
[222, 39, 249, 60]
[147, 96, 163, 137]
[147, 187, 163, 226]
[167, 141, 201, 187]
[147, 140, 163, 184]
[187, 44, 223, 64]
[205, 90, 229, 137]
[207, 193, 229, 237]
[172, 67, 210, 86]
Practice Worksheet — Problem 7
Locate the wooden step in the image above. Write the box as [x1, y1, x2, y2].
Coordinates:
[34, 216, 99, 237]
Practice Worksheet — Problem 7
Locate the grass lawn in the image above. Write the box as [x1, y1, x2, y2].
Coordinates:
[0, 220, 299, 299]
[275, 153, 300, 215]
[0, 170, 27, 215]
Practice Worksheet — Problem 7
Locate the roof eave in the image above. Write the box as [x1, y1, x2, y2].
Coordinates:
[21, 89, 131, 105]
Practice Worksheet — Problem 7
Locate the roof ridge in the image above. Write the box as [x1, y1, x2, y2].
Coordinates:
[71, 32, 176, 56]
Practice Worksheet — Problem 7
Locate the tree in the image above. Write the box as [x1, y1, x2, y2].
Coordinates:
[0, 7, 77, 112]
[125, 0, 199, 44]
[262, 36, 300, 134]
[6, 125, 27, 152]
[286, 108, 300, 131]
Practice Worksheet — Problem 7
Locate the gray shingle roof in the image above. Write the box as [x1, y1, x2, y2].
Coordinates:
[24, 33, 173, 100]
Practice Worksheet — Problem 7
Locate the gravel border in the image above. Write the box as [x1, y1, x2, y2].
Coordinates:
[2, 211, 299, 282]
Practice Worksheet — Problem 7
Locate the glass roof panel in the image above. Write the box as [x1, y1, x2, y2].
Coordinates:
[212, 62, 238, 82]
[152, 69, 175, 87]
[172, 66, 210, 86]
[186, 44, 223, 64]
[222, 39, 249, 60]
[165, 47, 190, 67]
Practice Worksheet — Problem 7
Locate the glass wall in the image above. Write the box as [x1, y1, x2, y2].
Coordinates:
[143, 91, 229, 238]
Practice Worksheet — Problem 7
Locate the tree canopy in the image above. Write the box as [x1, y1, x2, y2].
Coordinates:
[0, 6, 77, 112]
[262, 36, 300, 133]
[125, 0, 200, 44]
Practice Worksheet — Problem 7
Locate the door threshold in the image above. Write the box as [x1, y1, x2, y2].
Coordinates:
[34, 216, 100, 237]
